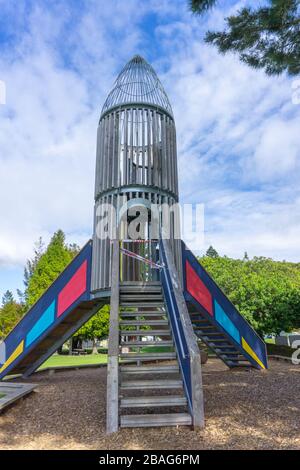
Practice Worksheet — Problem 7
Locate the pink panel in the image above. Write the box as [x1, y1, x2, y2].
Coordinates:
[186, 261, 213, 316]
[57, 261, 87, 317]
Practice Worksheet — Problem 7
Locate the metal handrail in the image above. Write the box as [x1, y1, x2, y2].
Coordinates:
[160, 237, 204, 428]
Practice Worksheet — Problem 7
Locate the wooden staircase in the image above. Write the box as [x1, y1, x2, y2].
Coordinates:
[118, 282, 192, 428]
[106, 239, 204, 433]
[189, 308, 254, 368]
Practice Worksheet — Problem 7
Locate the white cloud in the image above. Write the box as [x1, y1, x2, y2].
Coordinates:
[253, 118, 300, 181]
[0, 0, 300, 295]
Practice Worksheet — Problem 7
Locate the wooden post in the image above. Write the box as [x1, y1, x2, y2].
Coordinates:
[106, 240, 120, 434]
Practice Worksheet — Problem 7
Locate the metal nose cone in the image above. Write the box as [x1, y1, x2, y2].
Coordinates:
[101, 55, 173, 117]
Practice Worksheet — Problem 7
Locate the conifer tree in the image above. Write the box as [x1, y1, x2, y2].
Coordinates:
[205, 245, 219, 258]
[25, 230, 76, 307]
[190, 0, 300, 76]
[0, 291, 23, 339]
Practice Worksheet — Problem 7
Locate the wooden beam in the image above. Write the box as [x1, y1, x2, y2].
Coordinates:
[106, 240, 120, 434]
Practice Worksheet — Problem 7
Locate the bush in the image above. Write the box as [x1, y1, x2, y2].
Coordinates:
[267, 343, 294, 358]
[97, 348, 108, 354]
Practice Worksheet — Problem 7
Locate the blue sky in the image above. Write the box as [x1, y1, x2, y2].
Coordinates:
[0, 0, 300, 299]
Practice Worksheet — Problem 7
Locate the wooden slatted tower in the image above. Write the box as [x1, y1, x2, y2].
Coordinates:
[91, 55, 181, 292]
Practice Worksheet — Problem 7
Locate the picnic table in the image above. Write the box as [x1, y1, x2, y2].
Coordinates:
[72, 349, 88, 356]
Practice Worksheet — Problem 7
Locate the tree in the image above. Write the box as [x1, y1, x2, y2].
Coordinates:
[0, 291, 24, 340]
[24, 237, 45, 290]
[2, 290, 14, 306]
[25, 230, 78, 308]
[206, 245, 219, 258]
[73, 305, 110, 352]
[189, 0, 300, 76]
[200, 254, 300, 335]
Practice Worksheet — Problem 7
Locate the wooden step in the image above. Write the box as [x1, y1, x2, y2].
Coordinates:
[120, 329, 171, 336]
[120, 320, 168, 326]
[196, 331, 224, 337]
[120, 312, 167, 318]
[121, 379, 182, 390]
[120, 364, 179, 374]
[120, 395, 187, 408]
[121, 340, 173, 347]
[120, 285, 162, 292]
[120, 413, 192, 428]
[120, 295, 163, 300]
[228, 357, 251, 362]
[120, 352, 176, 361]
[192, 325, 215, 330]
[215, 345, 236, 351]
[120, 302, 165, 308]
[220, 351, 240, 356]
[120, 281, 161, 286]
[205, 339, 232, 344]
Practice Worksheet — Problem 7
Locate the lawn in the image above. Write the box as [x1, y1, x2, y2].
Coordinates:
[38, 353, 107, 370]
[37, 346, 173, 370]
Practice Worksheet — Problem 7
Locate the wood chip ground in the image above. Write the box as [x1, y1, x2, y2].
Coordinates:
[0, 359, 299, 450]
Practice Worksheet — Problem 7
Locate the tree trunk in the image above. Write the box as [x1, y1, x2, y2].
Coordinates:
[69, 337, 73, 355]
[92, 339, 98, 354]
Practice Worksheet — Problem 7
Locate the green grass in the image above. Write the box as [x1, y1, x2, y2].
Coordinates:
[0, 393, 6, 399]
[140, 345, 174, 353]
[265, 338, 275, 344]
[38, 353, 107, 370]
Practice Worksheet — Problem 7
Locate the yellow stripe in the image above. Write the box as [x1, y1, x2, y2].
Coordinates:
[0, 340, 24, 374]
[242, 337, 265, 369]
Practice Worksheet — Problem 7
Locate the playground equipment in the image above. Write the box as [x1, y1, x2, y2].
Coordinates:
[0, 56, 268, 432]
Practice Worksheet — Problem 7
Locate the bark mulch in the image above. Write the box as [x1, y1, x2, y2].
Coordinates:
[0, 359, 299, 450]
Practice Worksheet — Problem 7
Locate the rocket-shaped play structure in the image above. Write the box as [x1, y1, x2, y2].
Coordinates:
[0, 56, 268, 432]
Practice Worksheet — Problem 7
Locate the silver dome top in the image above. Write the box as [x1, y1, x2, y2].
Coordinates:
[101, 55, 173, 117]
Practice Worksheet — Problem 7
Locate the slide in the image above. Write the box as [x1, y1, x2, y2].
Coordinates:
[181, 241, 268, 370]
[0, 241, 103, 380]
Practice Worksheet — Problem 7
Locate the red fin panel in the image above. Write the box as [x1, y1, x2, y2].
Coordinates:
[57, 260, 87, 317]
[186, 260, 213, 316]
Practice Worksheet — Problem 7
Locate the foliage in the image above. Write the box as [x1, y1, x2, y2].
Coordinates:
[190, 0, 300, 76]
[0, 291, 24, 340]
[205, 245, 219, 258]
[25, 230, 79, 308]
[0, 230, 110, 346]
[2, 290, 14, 306]
[24, 237, 45, 291]
[200, 254, 300, 335]
[190, 0, 217, 14]
[73, 305, 110, 341]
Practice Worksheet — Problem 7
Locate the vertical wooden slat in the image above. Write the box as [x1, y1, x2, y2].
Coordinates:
[152, 110, 157, 187]
[136, 108, 139, 184]
[161, 114, 167, 190]
[111, 112, 116, 188]
[129, 108, 134, 185]
[142, 108, 145, 185]
[147, 109, 152, 186]
[124, 110, 128, 186]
